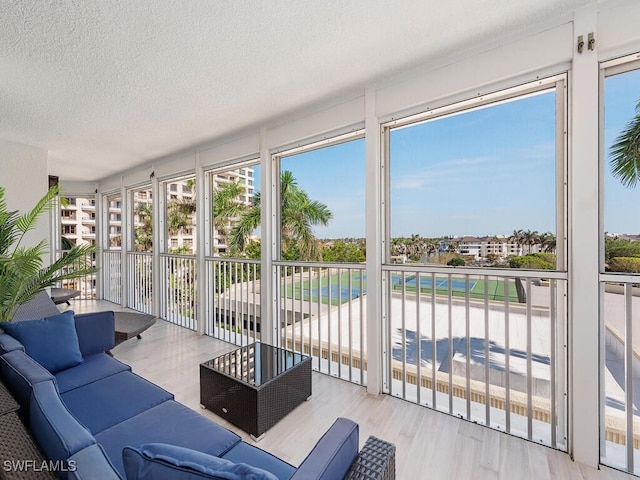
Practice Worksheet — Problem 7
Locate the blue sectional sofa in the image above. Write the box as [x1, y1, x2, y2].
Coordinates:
[0, 306, 395, 480]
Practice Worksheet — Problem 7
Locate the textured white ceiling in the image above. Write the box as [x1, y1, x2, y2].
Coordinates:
[0, 0, 593, 181]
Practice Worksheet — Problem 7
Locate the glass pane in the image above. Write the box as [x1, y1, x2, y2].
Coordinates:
[603, 68, 640, 273]
[165, 176, 196, 254]
[210, 163, 260, 257]
[132, 187, 153, 252]
[389, 90, 557, 270]
[107, 194, 122, 249]
[279, 138, 365, 262]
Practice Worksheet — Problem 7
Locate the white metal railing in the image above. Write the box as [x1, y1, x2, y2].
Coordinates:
[204, 257, 261, 345]
[600, 274, 640, 475]
[54, 250, 96, 300]
[274, 261, 367, 386]
[102, 249, 571, 452]
[127, 252, 153, 314]
[102, 250, 122, 304]
[383, 265, 568, 450]
[161, 254, 197, 330]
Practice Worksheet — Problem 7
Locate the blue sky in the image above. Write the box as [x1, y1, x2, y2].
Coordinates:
[604, 68, 640, 235]
[249, 73, 639, 239]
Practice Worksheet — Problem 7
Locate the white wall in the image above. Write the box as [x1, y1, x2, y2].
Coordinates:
[0, 138, 50, 250]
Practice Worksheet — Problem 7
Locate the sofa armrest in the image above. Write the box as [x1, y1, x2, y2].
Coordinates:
[0, 350, 54, 411]
[290, 418, 359, 480]
[344, 436, 396, 480]
[74, 311, 115, 356]
[0, 332, 25, 355]
[30, 381, 96, 462]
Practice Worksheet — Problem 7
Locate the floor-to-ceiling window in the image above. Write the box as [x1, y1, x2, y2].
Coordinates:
[57, 195, 97, 299]
[383, 76, 568, 449]
[128, 186, 153, 313]
[600, 55, 640, 474]
[272, 133, 367, 383]
[205, 161, 261, 344]
[160, 175, 197, 329]
[102, 193, 122, 304]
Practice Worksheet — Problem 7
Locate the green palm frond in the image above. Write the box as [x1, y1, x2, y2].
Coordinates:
[609, 99, 640, 188]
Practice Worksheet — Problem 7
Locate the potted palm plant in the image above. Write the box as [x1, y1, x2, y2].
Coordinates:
[0, 185, 96, 322]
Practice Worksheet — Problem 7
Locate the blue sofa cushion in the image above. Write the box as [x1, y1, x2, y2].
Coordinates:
[68, 444, 122, 480]
[1, 310, 83, 373]
[30, 381, 96, 463]
[74, 311, 116, 356]
[123, 443, 278, 480]
[0, 349, 55, 410]
[55, 353, 130, 394]
[221, 442, 295, 480]
[290, 418, 359, 480]
[96, 400, 241, 477]
[61, 371, 173, 434]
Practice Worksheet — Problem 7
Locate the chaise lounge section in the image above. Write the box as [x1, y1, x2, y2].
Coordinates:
[0, 300, 395, 480]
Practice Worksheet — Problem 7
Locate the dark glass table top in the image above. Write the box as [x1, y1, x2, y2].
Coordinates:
[202, 342, 308, 387]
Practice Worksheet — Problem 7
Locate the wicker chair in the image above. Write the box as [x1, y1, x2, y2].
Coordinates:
[12, 291, 61, 322]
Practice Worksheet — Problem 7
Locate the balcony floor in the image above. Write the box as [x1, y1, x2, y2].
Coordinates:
[68, 300, 634, 480]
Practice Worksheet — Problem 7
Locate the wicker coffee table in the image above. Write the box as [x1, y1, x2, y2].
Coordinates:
[114, 312, 157, 345]
[200, 343, 311, 441]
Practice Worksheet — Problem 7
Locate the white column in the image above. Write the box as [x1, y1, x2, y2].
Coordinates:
[152, 175, 161, 318]
[259, 128, 276, 346]
[121, 181, 128, 308]
[569, 5, 599, 467]
[365, 86, 383, 395]
[95, 188, 104, 300]
[196, 153, 207, 335]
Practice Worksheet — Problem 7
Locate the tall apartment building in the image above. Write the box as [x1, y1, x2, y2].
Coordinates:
[65, 167, 255, 256]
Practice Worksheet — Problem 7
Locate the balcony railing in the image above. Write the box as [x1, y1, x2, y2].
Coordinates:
[600, 275, 640, 475]
[102, 255, 575, 451]
[274, 262, 367, 386]
[54, 250, 96, 300]
[102, 250, 122, 304]
[382, 265, 568, 450]
[161, 254, 197, 330]
[204, 257, 260, 345]
[127, 252, 153, 314]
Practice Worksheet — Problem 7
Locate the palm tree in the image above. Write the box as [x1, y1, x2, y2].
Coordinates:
[230, 171, 332, 261]
[134, 202, 153, 252]
[212, 181, 247, 251]
[539, 232, 556, 253]
[609, 98, 640, 188]
[509, 229, 525, 255]
[522, 229, 540, 254]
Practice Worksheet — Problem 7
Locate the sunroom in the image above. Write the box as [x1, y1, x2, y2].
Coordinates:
[2, 1, 640, 478]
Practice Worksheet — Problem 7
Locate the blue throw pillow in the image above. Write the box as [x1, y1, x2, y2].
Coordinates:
[2, 310, 83, 373]
[123, 443, 278, 480]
